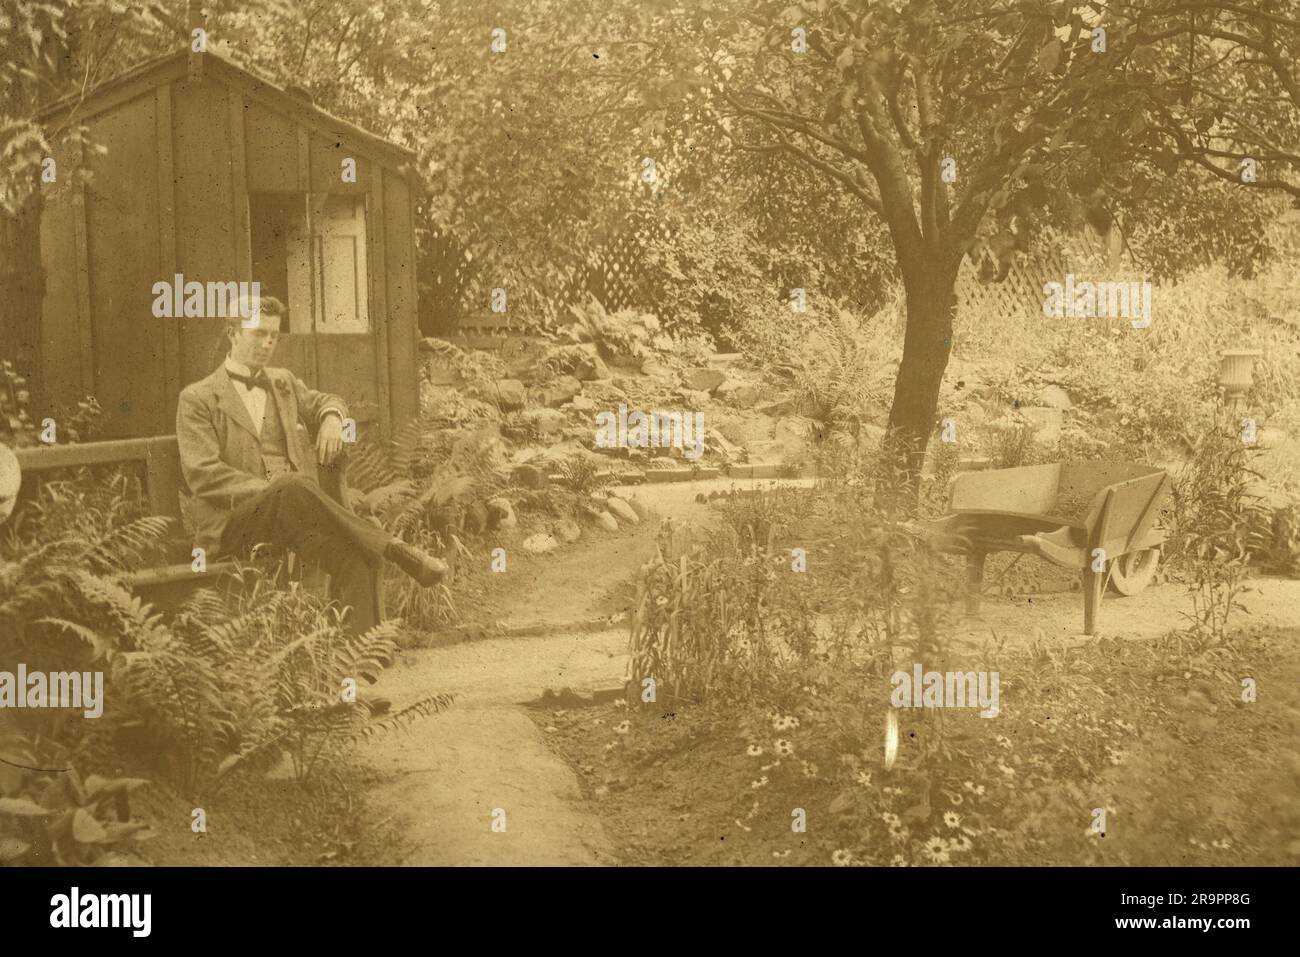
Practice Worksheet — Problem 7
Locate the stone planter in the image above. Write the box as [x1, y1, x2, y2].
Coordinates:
[1217, 349, 1263, 408]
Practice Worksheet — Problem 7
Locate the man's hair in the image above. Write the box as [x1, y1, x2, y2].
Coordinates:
[223, 293, 287, 333]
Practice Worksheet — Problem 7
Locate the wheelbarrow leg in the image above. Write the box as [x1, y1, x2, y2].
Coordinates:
[965, 551, 986, 616]
[1081, 566, 1104, 635]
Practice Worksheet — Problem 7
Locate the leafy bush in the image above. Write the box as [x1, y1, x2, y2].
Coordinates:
[1, 452, 456, 830]
[1166, 421, 1272, 644]
[1265, 497, 1300, 578]
[0, 737, 153, 866]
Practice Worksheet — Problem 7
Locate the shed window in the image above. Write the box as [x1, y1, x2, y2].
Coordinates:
[249, 193, 370, 334]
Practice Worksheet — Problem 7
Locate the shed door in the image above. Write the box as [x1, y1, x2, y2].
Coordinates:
[311, 195, 369, 333]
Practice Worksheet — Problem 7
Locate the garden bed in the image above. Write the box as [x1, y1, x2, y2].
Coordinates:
[537, 626, 1300, 866]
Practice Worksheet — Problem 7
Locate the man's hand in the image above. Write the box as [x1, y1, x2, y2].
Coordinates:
[317, 412, 344, 466]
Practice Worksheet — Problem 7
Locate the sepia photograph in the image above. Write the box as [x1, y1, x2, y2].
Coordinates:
[0, 0, 1296, 922]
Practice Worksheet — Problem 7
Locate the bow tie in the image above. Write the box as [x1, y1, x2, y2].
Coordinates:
[228, 368, 269, 390]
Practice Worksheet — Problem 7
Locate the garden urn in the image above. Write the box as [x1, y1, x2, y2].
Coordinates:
[1217, 349, 1263, 408]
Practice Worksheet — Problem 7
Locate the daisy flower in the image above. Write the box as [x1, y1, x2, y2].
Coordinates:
[831, 849, 854, 867]
[773, 714, 800, 731]
[613, 721, 631, 734]
[801, 761, 819, 778]
[920, 836, 951, 864]
[890, 854, 909, 867]
[746, 744, 764, 757]
[950, 835, 973, 853]
[881, 812, 901, 827]
[963, 781, 985, 796]
[773, 739, 794, 756]
[750, 777, 768, 790]
[943, 812, 961, 829]
[855, 770, 873, 787]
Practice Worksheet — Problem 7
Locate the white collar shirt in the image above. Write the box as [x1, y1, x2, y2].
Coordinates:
[224, 358, 269, 433]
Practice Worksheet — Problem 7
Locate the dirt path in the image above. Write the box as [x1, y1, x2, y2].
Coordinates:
[361, 477, 810, 865]
[359, 479, 1300, 865]
[953, 574, 1300, 651]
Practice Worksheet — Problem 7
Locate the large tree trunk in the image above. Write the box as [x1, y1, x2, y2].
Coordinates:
[880, 255, 959, 507]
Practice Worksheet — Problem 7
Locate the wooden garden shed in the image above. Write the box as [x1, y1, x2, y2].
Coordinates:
[34, 49, 420, 440]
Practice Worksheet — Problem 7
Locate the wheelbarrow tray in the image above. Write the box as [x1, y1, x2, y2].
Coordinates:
[924, 461, 1170, 635]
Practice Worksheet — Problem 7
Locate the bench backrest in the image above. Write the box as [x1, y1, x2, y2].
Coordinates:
[15, 436, 183, 519]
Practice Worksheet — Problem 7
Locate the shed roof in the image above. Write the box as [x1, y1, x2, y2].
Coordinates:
[37, 49, 416, 172]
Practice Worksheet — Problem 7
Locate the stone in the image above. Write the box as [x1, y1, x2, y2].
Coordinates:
[606, 497, 640, 525]
[624, 497, 649, 520]
[716, 413, 776, 447]
[684, 368, 727, 393]
[716, 381, 764, 407]
[745, 439, 787, 462]
[493, 379, 526, 411]
[522, 533, 559, 555]
[678, 389, 710, 407]
[1035, 384, 1074, 410]
[756, 396, 799, 418]
[573, 350, 612, 382]
[536, 375, 583, 408]
[486, 498, 517, 529]
[566, 395, 599, 414]
[556, 519, 582, 544]
[522, 407, 567, 435]
[597, 511, 620, 532]
[512, 464, 547, 489]
[639, 359, 675, 379]
[772, 416, 820, 459]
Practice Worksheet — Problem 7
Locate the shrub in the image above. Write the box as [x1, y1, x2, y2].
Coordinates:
[1166, 419, 1272, 644]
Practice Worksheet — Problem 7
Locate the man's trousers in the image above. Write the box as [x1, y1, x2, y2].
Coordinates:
[219, 474, 392, 635]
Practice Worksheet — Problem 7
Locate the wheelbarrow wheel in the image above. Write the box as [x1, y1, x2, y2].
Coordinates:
[1109, 547, 1159, 596]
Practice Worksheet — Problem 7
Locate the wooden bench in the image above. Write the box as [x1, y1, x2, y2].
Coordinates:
[14, 436, 384, 620]
[925, 461, 1170, 635]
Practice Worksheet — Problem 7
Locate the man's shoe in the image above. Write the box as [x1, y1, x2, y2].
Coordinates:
[385, 540, 449, 587]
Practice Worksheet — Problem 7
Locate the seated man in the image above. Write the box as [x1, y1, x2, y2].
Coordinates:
[176, 294, 445, 634]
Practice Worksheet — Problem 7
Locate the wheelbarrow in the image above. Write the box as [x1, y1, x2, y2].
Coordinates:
[924, 461, 1171, 635]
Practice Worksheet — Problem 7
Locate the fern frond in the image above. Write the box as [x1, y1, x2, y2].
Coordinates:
[33, 617, 108, 657]
[352, 691, 455, 743]
[81, 515, 173, 574]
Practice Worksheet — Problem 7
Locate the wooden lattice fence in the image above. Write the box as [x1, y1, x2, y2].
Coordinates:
[426, 214, 672, 337]
[957, 222, 1137, 321]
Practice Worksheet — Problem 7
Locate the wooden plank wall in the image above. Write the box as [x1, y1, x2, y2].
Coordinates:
[171, 75, 236, 396]
[385, 172, 420, 428]
[82, 92, 165, 438]
[38, 68, 421, 440]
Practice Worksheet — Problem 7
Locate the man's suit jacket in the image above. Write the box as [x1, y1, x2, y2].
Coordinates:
[176, 365, 349, 555]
